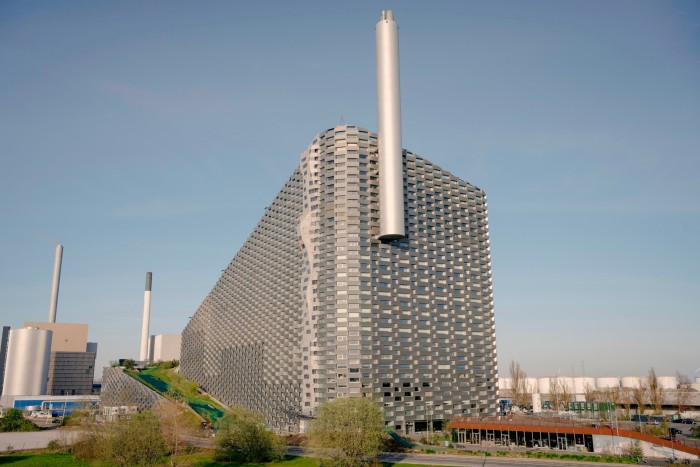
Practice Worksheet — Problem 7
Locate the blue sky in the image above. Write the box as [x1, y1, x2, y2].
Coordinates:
[1, 1, 698, 380]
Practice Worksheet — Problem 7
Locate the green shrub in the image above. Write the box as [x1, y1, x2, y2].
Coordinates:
[216, 407, 285, 463]
[0, 408, 40, 432]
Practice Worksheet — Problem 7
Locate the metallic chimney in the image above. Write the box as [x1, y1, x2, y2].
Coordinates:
[139, 272, 152, 361]
[376, 10, 405, 240]
[48, 244, 63, 323]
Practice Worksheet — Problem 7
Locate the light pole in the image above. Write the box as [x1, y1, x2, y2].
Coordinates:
[613, 404, 620, 457]
[427, 403, 432, 444]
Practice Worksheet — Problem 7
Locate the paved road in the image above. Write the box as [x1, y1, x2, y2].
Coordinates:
[285, 446, 684, 466]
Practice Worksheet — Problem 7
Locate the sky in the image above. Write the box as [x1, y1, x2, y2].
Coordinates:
[1, 0, 698, 381]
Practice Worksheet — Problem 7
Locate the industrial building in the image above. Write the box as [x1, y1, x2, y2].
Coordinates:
[148, 334, 181, 363]
[181, 11, 498, 433]
[1, 246, 98, 399]
[0, 326, 11, 395]
[23, 321, 97, 396]
[499, 375, 700, 415]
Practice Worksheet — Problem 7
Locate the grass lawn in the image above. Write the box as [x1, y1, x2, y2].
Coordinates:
[126, 367, 225, 422]
[0, 452, 462, 467]
[0, 453, 89, 466]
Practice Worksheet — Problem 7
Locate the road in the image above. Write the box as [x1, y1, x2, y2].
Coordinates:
[285, 446, 683, 466]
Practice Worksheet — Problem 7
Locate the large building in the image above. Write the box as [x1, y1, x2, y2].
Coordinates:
[22, 322, 97, 396]
[181, 11, 498, 433]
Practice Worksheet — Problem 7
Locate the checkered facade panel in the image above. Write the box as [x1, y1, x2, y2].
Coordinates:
[182, 125, 498, 432]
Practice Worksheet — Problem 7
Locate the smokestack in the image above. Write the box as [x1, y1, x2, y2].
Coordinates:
[139, 272, 152, 361]
[376, 10, 405, 240]
[48, 244, 63, 323]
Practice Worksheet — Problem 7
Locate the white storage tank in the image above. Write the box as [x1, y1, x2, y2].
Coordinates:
[657, 376, 677, 390]
[621, 376, 640, 388]
[621, 376, 649, 388]
[499, 377, 512, 391]
[538, 377, 551, 394]
[574, 377, 596, 394]
[558, 377, 575, 393]
[1, 327, 53, 396]
[596, 377, 620, 389]
[526, 377, 539, 393]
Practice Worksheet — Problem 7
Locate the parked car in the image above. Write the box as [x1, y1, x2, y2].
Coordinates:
[660, 436, 682, 444]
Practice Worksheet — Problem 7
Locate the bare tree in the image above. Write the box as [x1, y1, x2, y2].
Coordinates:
[560, 379, 573, 409]
[620, 388, 633, 418]
[603, 385, 622, 420]
[509, 360, 532, 409]
[583, 382, 597, 402]
[549, 377, 561, 411]
[675, 371, 693, 415]
[155, 391, 196, 467]
[631, 380, 647, 417]
[647, 368, 666, 415]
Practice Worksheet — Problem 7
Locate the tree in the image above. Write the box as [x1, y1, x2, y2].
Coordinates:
[216, 406, 285, 463]
[559, 379, 573, 409]
[0, 409, 40, 432]
[675, 371, 693, 414]
[155, 391, 197, 466]
[549, 377, 562, 411]
[309, 397, 386, 466]
[583, 382, 597, 403]
[601, 385, 622, 420]
[620, 388, 633, 418]
[107, 411, 168, 466]
[509, 360, 532, 409]
[631, 380, 647, 417]
[624, 439, 644, 459]
[72, 410, 167, 466]
[647, 368, 666, 415]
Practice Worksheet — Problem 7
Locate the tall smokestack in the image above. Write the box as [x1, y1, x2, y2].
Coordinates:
[48, 244, 63, 323]
[139, 272, 152, 361]
[376, 10, 405, 240]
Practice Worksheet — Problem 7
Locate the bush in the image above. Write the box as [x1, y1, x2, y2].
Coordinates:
[691, 425, 700, 438]
[308, 397, 386, 467]
[624, 439, 644, 459]
[0, 408, 40, 432]
[216, 406, 285, 463]
[108, 411, 168, 466]
[72, 410, 168, 466]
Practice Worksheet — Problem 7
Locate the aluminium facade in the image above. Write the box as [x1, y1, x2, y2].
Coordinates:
[181, 125, 498, 433]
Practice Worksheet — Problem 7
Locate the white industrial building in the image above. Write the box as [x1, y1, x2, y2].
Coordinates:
[148, 334, 181, 362]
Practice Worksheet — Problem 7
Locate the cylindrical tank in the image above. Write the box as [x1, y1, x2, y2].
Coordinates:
[538, 377, 551, 394]
[657, 376, 677, 390]
[526, 377, 538, 393]
[621, 376, 649, 388]
[499, 377, 512, 390]
[1, 327, 52, 396]
[574, 377, 596, 394]
[596, 377, 620, 389]
[559, 377, 575, 393]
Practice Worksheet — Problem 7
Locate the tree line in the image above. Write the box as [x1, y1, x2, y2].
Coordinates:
[509, 360, 695, 416]
[62, 395, 387, 466]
